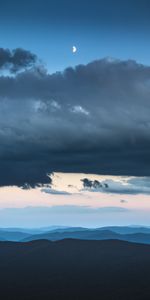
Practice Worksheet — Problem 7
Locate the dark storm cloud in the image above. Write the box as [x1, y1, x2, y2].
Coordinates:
[81, 178, 108, 189]
[1, 54, 150, 185]
[0, 48, 37, 73]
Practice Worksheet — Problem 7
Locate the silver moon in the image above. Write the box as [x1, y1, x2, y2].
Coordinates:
[72, 46, 77, 53]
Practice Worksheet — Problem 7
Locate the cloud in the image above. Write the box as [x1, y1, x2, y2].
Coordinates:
[81, 177, 150, 195]
[70, 105, 89, 115]
[0, 205, 128, 216]
[1, 56, 150, 185]
[41, 188, 71, 195]
[101, 178, 150, 194]
[0, 205, 129, 227]
[120, 199, 128, 203]
[95, 206, 128, 212]
[81, 178, 108, 189]
[0, 48, 37, 73]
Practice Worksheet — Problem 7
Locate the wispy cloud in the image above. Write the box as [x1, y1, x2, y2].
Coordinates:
[41, 188, 71, 195]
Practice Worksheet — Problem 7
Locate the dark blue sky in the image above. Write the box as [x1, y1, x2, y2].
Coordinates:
[1, 0, 150, 72]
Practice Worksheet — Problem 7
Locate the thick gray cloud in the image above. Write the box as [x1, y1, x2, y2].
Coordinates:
[0, 54, 150, 185]
[0, 48, 37, 73]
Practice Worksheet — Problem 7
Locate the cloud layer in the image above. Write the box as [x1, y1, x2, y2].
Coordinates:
[0, 48, 37, 73]
[0, 205, 128, 227]
[0, 51, 150, 185]
[81, 177, 150, 195]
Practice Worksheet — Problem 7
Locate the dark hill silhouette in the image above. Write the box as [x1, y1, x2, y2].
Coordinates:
[0, 239, 150, 299]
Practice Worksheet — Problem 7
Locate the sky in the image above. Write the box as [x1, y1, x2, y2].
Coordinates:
[1, 0, 150, 71]
[0, 172, 150, 227]
[0, 0, 150, 227]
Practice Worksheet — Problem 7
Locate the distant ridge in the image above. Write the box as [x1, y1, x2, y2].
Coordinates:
[1, 226, 150, 244]
[22, 227, 150, 245]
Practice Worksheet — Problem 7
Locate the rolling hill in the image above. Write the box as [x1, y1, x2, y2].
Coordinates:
[1, 226, 150, 244]
[22, 228, 150, 244]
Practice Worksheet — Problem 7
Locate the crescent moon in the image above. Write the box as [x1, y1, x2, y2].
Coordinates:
[72, 46, 77, 53]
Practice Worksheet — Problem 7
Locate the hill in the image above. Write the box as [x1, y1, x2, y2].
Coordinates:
[22, 228, 150, 244]
[0, 239, 150, 299]
[1, 226, 150, 244]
